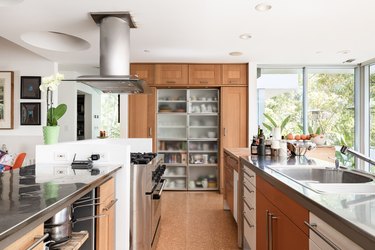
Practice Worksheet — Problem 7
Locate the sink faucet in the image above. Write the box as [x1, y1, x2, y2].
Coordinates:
[340, 145, 375, 166]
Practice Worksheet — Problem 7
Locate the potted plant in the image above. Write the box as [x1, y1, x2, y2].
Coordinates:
[40, 73, 67, 144]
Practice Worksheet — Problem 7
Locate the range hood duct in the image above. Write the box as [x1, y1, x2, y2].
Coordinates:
[66, 12, 150, 94]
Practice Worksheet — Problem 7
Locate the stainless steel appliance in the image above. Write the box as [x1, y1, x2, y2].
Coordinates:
[130, 153, 166, 250]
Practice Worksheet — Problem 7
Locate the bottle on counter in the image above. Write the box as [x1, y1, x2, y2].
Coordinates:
[265, 138, 272, 156]
[251, 136, 258, 155]
[257, 138, 265, 156]
[259, 129, 265, 140]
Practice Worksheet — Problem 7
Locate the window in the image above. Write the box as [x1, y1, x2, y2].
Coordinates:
[369, 64, 375, 160]
[257, 68, 303, 135]
[307, 68, 355, 147]
[101, 94, 120, 138]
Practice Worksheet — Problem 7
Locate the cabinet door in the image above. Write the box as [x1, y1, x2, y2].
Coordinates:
[128, 87, 157, 151]
[4, 224, 44, 250]
[220, 87, 248, 192]
[222, 64, 247, 85]
[155, 64, 188, 85]
[256, 191, 308, 250]
[96, 178, 116, 250]
[188, 64, 221, 85]
[130, 63, 155, 85]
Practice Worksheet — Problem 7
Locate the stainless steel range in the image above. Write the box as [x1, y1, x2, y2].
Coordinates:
[130, 153, 166, 250]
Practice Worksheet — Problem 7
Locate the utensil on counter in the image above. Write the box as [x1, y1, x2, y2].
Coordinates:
[287, 141, 316, 156]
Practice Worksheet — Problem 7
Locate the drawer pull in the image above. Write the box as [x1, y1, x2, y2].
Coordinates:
[244, 200, 254, 210]
[244, 171, 255, 179]
[26, 233, 49, 250]
[244, 185, 254, 193]
[304, 221, 341, 250]
[103, 198, 118, 212]
[200, 81, 208, 84]
[244, 215, 255, 228]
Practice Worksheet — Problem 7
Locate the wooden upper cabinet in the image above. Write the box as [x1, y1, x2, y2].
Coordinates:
[222, 64, 247, 85]
[188, 64, 222, 85]
[130, 64, 155, 85]
[155, 64, 188, 85]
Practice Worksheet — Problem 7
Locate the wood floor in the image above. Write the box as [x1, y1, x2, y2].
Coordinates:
[155, 191, 238, 250]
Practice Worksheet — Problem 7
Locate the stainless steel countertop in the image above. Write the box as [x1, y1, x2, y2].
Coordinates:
[241, 155, 375, 249]
[0, 164, 122, 248]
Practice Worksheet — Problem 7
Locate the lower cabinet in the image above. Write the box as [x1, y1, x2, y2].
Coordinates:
[4, 224, 45, 250]
[96, 177, 116, 250]
[256, 176, 309, 250]
[307, 213, 362, 250]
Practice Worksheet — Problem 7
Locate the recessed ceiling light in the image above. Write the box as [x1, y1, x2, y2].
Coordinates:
[337, 50, 351, 55]
[343, 58, 356, 63]
[255, 3, 272, 12]
[315, 51, 323, 54]
[144, 49, 150, 53]
[239, 33, 252, 40]
[229, 51, 243, 56]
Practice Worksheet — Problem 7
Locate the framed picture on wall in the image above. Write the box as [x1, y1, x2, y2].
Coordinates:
[20, 76, 41, 99]
[0, 71, 14, 129]
[20, 102, 41, 125]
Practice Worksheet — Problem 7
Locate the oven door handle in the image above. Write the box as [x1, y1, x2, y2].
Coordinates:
[153, 179, 167, 200]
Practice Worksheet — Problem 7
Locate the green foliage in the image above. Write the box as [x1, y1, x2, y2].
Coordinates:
[101, 94, 120, 138]
[47, 104, 67, 126]
[263, 113, 291, 134]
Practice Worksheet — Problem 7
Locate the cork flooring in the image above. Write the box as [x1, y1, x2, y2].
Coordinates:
[155, 191, 238, 250]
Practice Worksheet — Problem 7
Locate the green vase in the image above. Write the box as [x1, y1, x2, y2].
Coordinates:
[43, 126, 60, 144]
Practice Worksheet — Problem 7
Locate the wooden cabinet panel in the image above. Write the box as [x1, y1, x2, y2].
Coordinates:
[130, 63, 155, 85]
[128, 87, 157, 151]
[224, 152, 234, 213]
[4, 224, 44, 250]
[220, 87, 248, 192]
[96, 178, 116, 250]
[155, 64, 188, 85]
[256, 190, 309, 250]
[222, 64, 247, 85]
[188, 64, 221, 85]
[257, 176, 309, 235]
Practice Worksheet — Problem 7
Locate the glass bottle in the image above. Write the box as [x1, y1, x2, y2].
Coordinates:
[251, 136, 258, 155]
[257, 138, 265, 156]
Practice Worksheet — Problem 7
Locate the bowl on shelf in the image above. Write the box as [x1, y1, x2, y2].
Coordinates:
[175, 179, 186, 188]
[175, 166, 185, 175]
[207, 131, 216, 138]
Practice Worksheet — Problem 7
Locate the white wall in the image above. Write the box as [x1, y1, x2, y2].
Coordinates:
[0, 37, 55, 164]
[248, 62, 258, 143]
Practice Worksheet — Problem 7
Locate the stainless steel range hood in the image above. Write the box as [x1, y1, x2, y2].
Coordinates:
[65, 12, 150, 94]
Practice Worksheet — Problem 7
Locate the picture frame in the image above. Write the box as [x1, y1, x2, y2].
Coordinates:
[20, 76, 41, 99]
[0, 71, 14, 129]
[20, 102, 41, 125]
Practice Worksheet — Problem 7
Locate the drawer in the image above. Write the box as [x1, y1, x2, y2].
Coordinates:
[243, 214, 256, 250]
[227, 155, 239, 170]
[243, 174, 254, 189]
[244, 199, 256, 222]
[243, 166, 256, 186]
[243, 183, 255, 207]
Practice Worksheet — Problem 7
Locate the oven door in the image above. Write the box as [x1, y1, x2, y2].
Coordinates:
[150, 178, 166, 248]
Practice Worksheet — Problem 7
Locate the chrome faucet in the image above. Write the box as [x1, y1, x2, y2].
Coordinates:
[340, 145, 375, 166]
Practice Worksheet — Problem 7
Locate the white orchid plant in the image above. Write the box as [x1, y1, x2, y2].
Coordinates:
[40, 73, 67, 126]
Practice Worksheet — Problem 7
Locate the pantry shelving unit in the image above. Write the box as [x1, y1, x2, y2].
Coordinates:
[157, 89, 219, 191]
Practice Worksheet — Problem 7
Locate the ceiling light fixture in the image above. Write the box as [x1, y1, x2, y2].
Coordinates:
[337, 50, 351, 55]
[229, 51, 243, 56]
[239, 33, 252, 40]
[255, 3, 272, 12]
[315, 51, 323, 54]
[343, 58, 356, 63]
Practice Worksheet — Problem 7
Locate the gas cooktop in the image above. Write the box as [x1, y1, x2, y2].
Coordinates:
[130, 152, 158, 164]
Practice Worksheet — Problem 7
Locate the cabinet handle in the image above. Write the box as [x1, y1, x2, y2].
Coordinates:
[304, 221, 342, 250]
[148, 127, 152, 137]
[269, 214, 277, 250]
[200, 81, 208, 84]
[244, 200, 254, 211]
[266, 210, 270, 250]
[244, 215, 255, 228]
[26, 233, 49, 250]
[229, 80, 238, 84]
[244, 171, 254, 179]
[244, 185, 254, 193]
[166, 81, 176, 84]
[224, 128, 227, 136]
[103, 198, 118, 212]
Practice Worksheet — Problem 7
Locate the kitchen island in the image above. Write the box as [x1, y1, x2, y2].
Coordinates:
[241, 155, 375, 249]
[0, 164, 121, 249]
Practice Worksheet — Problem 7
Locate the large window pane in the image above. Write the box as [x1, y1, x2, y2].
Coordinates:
[257, 68, 303, 135]
[307, 68, 355, 147]
[101, 94, 120, 138]
[369, 65, 375, 160]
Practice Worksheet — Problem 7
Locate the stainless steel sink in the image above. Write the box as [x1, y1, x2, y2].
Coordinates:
[269, 166, 373, 184]
[267, 166, 375, 194]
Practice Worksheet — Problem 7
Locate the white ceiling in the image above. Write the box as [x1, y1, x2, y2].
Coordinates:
[1, 0, 375, 72]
